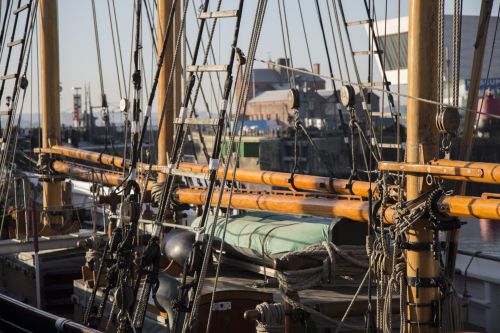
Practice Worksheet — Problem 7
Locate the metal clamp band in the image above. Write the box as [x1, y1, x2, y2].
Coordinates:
[406, 276, 444, 288]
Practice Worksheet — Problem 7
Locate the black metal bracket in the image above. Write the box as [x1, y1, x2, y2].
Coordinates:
[406, 276, 444, 288]
[400, 241, 446, 252]
[406, 299, 441, 327]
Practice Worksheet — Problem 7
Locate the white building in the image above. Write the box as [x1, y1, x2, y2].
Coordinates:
[372, 15, 500, 107]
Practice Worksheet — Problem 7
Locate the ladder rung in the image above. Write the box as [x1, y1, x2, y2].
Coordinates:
[0, 74, 17, 80]
[170, 169, 209, 180]
[346, 19, 372, 26]
[186, 65, 228, 72]
[174, 117, 219, 126]
[352, 50, 383, 56]
[7, 38, 24, 47]
[13, 3, 30, 15]
[0, 109, 12, 116]
[377, 143, 405, 149]
[198, 10, 239, 19]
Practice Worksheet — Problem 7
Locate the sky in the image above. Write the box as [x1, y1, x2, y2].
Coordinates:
[12, 0, 500, 125]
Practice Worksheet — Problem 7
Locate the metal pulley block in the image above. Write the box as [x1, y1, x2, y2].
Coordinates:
[119, 98, 129, 113]
[235, 47, 246, 65]
[340, 85, 356, 108]
[436, 106, 460, 135]
[288, 88, 300, 109]
[19, 75, 28, 90]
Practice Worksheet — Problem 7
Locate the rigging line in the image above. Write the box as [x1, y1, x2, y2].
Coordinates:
[205, 61, 246, 333]
[312, 0, 352, 163]
[106, 0, 123, 98]
[0, 1, 39, 232]
[143, 0, 158, 53]
[90, 0, 105, 98]
[138, 0, 192, 223]
[452, 0, 463, 107]
[0, 0, 12, 65]
[127, 0, 137, 101]
[128, 0, 144, 182]
[297, 0, 318, 90]
[194, 0, 224, 98]
[130, 0, 178, 177]
[330, 0, 351, 82]
[0, 0, 39, 175]
[185, 39, 213, 165]
[474, 3, 500, 130]
[182, 0, 250, 329]
[111, 0, 128, 99]
[0, 0, 24, 105]
[276, 0, 293, 89]
[335, 0, 382, 160]
[191, 0, 223, 105]
[141, 54, 150, 98]
[91, 0, 116, 160]
[253, 58, 500, 121]
[186, 39, 212, 121]
[362, 0, 395, 111]
[187, 0, 223, 120]
[192, 4, 269, 332]
[379, 0, 389, 145]
[277, 0, 296, 89]
[280, 0, 295, 87]
[324, 0, 344, 83]
[396, 0, 401, 163]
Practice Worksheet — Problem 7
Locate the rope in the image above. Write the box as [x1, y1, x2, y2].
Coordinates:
[255, 302, 285, 333]
[252, 58, 500, 121]
[90, 0, 105, 99]
[183, 2, 267, 331]
[277, 0, 294, 89]
[277, 242, 368, 294]
[442, 286, 463, 332]
[106, 0, 123, 99]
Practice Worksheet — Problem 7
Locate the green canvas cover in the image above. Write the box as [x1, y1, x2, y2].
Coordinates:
[190, 212, 331, 263]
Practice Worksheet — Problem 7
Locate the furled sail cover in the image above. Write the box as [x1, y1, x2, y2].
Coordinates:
[191, 212, 331, 265]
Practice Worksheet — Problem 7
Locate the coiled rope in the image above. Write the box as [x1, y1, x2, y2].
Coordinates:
[255, 302, 285, 333]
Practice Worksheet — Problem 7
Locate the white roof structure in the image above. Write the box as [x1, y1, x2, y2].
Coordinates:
[371, 15, 500, 89]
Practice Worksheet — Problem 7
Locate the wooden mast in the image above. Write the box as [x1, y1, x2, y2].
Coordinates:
[406, 0, 440, 331]
[157, 0, 181, 182]
[39, 0, 63, 226]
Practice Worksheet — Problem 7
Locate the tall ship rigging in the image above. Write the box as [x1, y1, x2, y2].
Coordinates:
[0, 0, 498, 332]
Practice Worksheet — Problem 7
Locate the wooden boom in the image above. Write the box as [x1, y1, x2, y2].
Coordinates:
[36, 145, 373, 196]
[47, 160, 500, 222]
[378, 159, 500, 184]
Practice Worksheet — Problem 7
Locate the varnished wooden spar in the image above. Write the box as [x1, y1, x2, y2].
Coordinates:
[39, 0, 63, 225]
[40, 145, 500, 204]
[177, 162, 374, 196]
[50, 161, 154, 191]
[378, 159, 500, 184]
[175, 187, 371, 221]
[35, 145, 162, 172]
[45, 160, 500, 222]
[36, 145, 374, 196]
[174, 187, 500, 222]
[406, 0, 440, 329]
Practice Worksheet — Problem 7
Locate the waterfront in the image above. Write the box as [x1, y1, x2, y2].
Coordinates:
[459, 218, 500, 257]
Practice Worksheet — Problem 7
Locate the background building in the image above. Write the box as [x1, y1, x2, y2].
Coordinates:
[372, 15, 500, 106]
